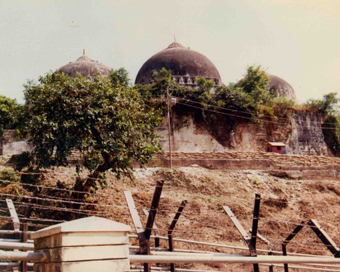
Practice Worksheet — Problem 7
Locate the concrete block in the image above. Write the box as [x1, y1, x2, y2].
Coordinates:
[35, 232, 129, 249]
[34, 259, 129, 272]
[37, 244, 128, 262]
[31, 216, 131, 240]
[32, 217, 131, 272]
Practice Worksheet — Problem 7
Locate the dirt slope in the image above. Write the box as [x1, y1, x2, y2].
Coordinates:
[1, 161, 340, 271]
[126, 167, 340, 271]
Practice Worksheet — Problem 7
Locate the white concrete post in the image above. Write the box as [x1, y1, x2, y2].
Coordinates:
[31, 216, 131, 272]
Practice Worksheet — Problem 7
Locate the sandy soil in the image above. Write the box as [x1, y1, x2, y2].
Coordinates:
[1, 161, 340, 271]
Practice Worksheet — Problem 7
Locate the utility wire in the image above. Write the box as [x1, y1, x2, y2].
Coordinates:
[177, 101, 339, 130]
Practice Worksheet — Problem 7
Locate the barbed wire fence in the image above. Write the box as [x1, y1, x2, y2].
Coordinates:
[1, 172, 340, 272]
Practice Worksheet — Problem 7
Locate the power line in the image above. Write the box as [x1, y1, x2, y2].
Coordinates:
[177, 101, 340, 130]
[147, 93, 340, 126]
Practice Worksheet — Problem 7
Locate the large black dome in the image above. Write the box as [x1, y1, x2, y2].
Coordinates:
[58, 51, 111, 80]
[135, 42, 221, 86]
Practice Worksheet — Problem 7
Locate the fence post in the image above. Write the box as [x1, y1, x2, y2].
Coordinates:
[168, 200, 187, 272]
[251, 194, 261, 272]
[142, 208, 160, 248]
[125, 180, 164, 272]
[31, 216, 131, 272]
[6, 199, 20, 272]
[282, 244, 288, 272]
[20, 223, 28, 272]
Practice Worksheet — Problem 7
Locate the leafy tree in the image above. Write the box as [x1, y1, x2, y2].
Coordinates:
[236, 65, 271, 105]
[0, 95, 26, 137]
[307, 93, 340, 156]
[323, 114, 340, 155]
[305, 92, 340, 115]
[109, 68, 130, 88]
[20, 71, 162, 198]
[135, 65, 296, 145]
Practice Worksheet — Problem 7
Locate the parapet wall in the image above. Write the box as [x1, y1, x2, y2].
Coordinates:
[158, 108, 329, 156]
[147, 151, 340, 179]
[0, 130, 33, 156]
[0, 110, 330, 157]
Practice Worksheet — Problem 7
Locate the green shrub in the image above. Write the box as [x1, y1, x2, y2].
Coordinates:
[0, 168, 20, 183]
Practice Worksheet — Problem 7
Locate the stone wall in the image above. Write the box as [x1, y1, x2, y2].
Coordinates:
[158, 108, 328, 156]
[157, 115, 227, 152]
[0, 130, 33, 156]
[286, 111, 328, 155]
[146, 151, 340, 179]
[0, 110, 330, 157]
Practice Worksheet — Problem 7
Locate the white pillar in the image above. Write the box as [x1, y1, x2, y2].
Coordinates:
[31, 216, 131, 272]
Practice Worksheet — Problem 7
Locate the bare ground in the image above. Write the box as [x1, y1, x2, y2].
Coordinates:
[1, 161, 340, 271]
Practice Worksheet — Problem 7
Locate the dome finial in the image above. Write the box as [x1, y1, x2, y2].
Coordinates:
[174, 35, 176, 43]
[83, 48, 85, 55]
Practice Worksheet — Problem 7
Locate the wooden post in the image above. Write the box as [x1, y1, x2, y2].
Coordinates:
[308, 219, 340, 257]
[223, 206, 255, 254]
[224, 205, 260, 271]
[6, 199, 20, 231]
[168, 200, 187, 272]
[124, 190, 150, 272]
[248, 230, 273, 272]
[167, 86, 172, 168]
[124, 191, 147, 253]
[251, 194, 261, 272]
[143, 208, 160, 248]
[281, 218, 340, 272]
[6, 199, 20, 272]
[143, 208, 160, 267]
[124, 180, 164, 272]
[268, 250, 274, 272]
[31, 217, 131, 272]
[20, 223, 28, 272]
[144, 180, 164, 241]
[282, 244, 288, 272]
[144, 180, 164, 272]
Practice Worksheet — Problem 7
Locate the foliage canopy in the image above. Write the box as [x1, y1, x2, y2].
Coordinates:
[0, 95, 26, 138]
[306, 93, 340, 156]
[136, 66, 296, 129]
[21, 70, 162, 195]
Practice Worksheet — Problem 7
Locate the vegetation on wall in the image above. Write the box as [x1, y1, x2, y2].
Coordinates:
[135, 66, 297, 142]
[135, 66, 340, 154]
[0, 95, 27, 138]
[305, 92, 340, 156]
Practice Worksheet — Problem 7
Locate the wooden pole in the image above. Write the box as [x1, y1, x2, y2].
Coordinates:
[20, 223, 28, 272]
[144, 180, 164, 241]
[223, 206, 255, 253]
[251, 194, 261, 272]
[168, 200, 187, 272]
[124, 181, 164, 272]
[167, 85, 172, 168]
[143, 208, 160, 248]
[6, 199, 20, 272]
[282, 244, 288, 272]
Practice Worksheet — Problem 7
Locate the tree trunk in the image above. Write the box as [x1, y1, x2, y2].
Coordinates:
[69, 160, 111, 219]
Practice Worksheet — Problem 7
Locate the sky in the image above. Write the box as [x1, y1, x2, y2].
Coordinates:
[0, 0, 339, 104]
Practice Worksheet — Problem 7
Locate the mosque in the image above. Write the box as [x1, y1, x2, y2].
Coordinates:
[56, 43, 296, 100]
[0, 42, 327, 156]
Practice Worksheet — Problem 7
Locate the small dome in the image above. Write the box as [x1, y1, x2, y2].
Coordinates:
[57, 51, 111, 80]
[135, 42, 221, 86]
[267, 75, 296, 100]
